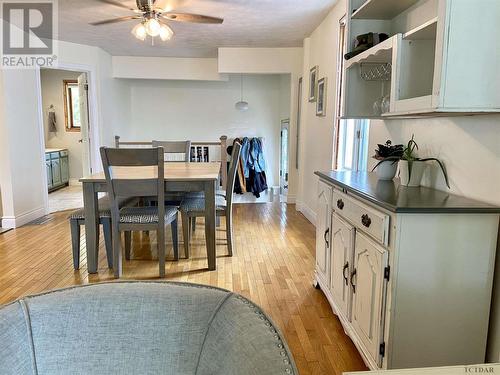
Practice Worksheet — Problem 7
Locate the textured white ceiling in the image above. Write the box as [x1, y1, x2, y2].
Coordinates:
[58, 0, 337, 57]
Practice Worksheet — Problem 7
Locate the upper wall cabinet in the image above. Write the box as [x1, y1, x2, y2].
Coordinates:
[343, 0, 500, 118]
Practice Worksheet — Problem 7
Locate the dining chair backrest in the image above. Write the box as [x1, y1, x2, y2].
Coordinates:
[152, 140, 191, 162]
[100, 147, 165, 225]
[225, 142, 242, 210]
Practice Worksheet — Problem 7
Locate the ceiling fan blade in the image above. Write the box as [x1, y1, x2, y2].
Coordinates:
[161, 12, 223, 24]
[96, 0, 136, 11]
[90, 15, 141, 26]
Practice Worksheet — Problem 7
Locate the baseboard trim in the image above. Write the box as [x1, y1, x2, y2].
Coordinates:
[69, 179, 82, 186]
[1, 206, 47, 228]
[286, 194, 296, 204]
[296, 200, 316, 226]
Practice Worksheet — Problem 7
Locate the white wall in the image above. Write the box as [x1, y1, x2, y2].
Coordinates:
[218, 47, 303, 75]
[368, 117, 500, 205]
[296, 0, 500, 362]
[113, 56, 228, 81]
[296, 2, 344, 223]
[113, 74, 289, 187]
[218, 47, 303, 202]
[40, 69, 84, 181]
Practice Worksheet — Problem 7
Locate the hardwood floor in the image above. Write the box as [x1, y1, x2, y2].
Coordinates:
[0, 202, 367, 374]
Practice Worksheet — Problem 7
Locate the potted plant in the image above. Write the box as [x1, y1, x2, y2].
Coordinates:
[371, 140, 404, 180]
[398, 135, 450, 188]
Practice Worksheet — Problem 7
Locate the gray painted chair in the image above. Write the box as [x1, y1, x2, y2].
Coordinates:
[0, 282, 298, 374]
[151, 140, 191, 162]
[100, 147, 179, 278]
[68, 196, 137, 270]
[151, 140, 192, 205]
[180, 142, 242, 258]
[68, 197, 113, 270]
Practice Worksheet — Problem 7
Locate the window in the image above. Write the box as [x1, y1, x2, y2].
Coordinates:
[333, 16, 370, 172]
[336, 119, 369, 171]
[63, 80, 81, 131]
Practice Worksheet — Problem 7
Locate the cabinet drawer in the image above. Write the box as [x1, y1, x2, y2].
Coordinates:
[333, 190, 390, 246]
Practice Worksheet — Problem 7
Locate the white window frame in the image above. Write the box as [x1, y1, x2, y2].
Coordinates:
[333, 15, 370, 172]
[337, 119, 370, 172]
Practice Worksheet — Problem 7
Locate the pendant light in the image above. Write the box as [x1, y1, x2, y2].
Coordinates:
[235, 74, 249, 111]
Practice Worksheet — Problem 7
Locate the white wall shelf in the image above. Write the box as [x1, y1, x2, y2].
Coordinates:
[351, 0, 421, 20]
[345, 36, 395, 69]
[403, 17, 438, 40]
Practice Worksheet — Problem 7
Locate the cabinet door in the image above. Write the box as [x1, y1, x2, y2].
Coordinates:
[315, 180, 332, 286]
[46, 161, 53, 189]
[351, 232, 388, 366]
[60, 156, 69, 183]
[330, 213, 355, 321]
[51, 159, 61, 186]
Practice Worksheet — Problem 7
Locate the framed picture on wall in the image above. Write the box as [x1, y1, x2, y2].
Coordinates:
[308, 66, 318, 102]
[316, 77, 327, 116]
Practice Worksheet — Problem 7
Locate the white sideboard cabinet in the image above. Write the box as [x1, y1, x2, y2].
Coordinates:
[314, 171, 500, 370]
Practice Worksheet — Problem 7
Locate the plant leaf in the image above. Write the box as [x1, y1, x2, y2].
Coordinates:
[371, 156, 400, 172]
[419, 158, 450, 188]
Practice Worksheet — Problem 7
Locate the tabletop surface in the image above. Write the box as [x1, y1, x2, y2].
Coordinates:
[80, 162, 221, 182]
[315, 170, 500, 213]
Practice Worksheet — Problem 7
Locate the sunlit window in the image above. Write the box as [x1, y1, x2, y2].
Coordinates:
[63, 80, 81, 131]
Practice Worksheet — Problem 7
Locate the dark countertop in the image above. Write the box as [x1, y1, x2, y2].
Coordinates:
[315, 170, 500, 214]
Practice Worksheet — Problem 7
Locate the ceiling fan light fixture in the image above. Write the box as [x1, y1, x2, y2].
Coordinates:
[159, 24, 174, 41]
[131, 22, 147, 40]
[145, 18, 161, 37]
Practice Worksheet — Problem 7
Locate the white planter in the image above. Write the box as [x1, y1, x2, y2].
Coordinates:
[375, 160, 399, 180]
[399, 160, 427, 187]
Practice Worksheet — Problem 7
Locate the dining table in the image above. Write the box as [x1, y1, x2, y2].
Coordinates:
[80, 161, 221, 273]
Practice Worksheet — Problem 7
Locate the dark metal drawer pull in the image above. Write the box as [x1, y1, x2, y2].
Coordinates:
[336, 199, 344, 210]
[361, 214, 371, 228]
[324, 228, 330, 247]
[350, 269, 357, 293]
[342, 262, 349, 285]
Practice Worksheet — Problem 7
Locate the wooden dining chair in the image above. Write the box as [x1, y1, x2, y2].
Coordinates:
[69, 195, 138, 270]
[69, 197, 113, 270]
[179, 142, 242, 258]
[100, 146, 179, 278]
[150, 140, 192, 206]
[152, 140, 191, 162]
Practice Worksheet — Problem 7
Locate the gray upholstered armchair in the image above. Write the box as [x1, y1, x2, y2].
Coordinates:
[0, 282, 297, 375]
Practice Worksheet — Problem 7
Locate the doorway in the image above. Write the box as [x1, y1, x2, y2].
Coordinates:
[280, 119, 290, 202]
[38, 68, 93, 213]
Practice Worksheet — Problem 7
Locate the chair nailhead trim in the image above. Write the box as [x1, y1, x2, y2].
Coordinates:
[235, 294, 295, 374]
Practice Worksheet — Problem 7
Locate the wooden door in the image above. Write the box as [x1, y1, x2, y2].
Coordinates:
[330, 213, 355, 321]
[351, 232, 388, 366]
[315, 180, 332, 286]
[279, 119, 290, 201]
[78, 73, 91, 175]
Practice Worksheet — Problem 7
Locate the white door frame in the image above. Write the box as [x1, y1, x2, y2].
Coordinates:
[35, 62, 101, 214]
[279, 118, 290, 202]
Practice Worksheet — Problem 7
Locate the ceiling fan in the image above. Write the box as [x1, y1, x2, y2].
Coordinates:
[90, 0, 223, 42]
